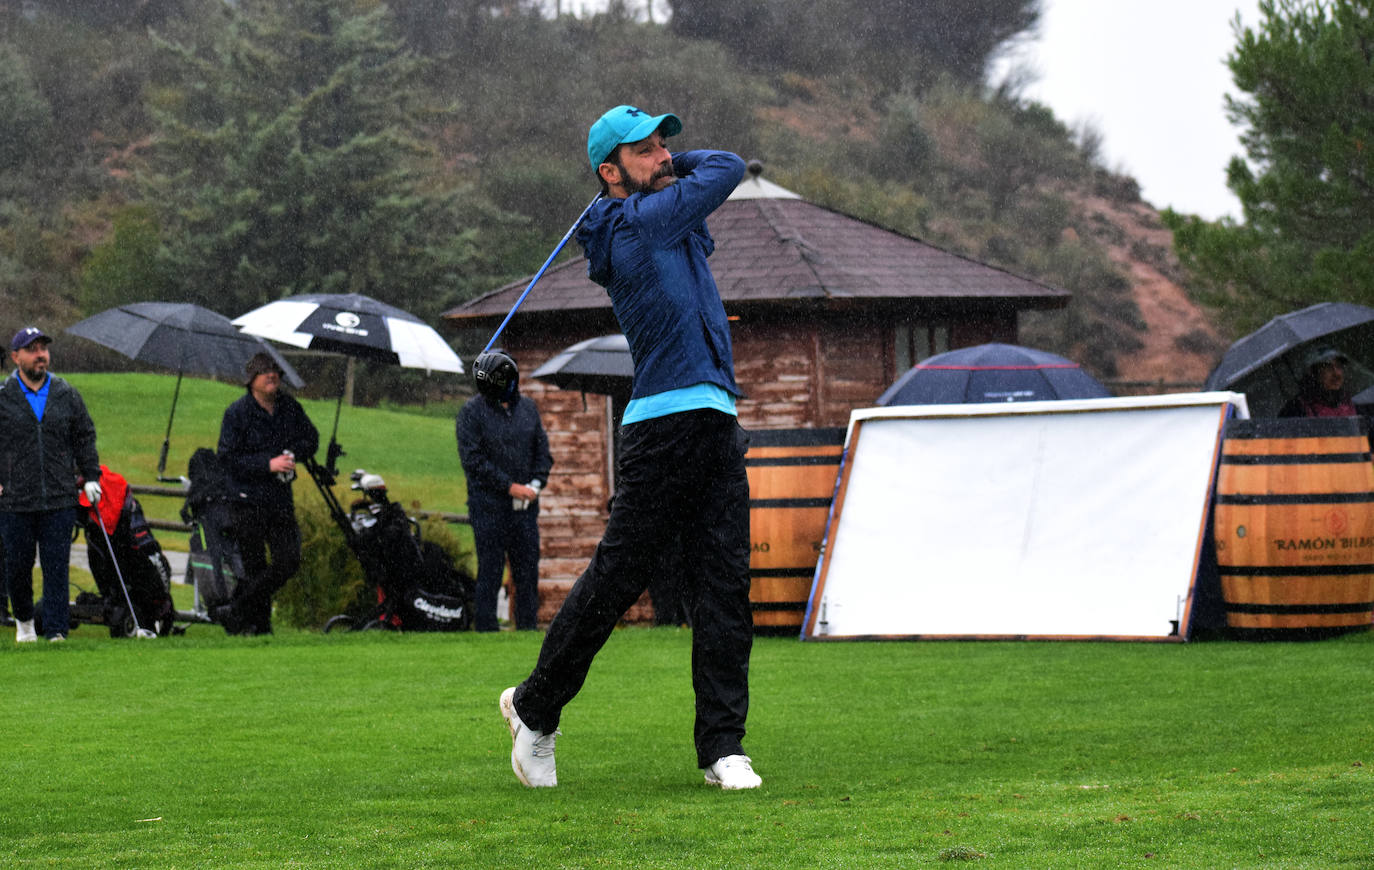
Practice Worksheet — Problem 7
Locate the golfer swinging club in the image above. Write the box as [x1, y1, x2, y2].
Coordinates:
[499, 105, 759, 790]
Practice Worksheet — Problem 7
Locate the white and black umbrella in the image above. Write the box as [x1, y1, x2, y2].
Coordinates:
[234, 293, 462, 474]
[66, 302, 304, 481]
[232, 292, 463, 374]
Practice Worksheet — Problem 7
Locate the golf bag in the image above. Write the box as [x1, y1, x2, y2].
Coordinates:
[73, 465, 176, 637]
[180, 447, 245, 614]
[317, 464, 474, 633]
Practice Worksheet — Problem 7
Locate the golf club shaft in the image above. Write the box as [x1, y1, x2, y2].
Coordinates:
[480, 194, 602, 355]
[93, 505, 147, 637]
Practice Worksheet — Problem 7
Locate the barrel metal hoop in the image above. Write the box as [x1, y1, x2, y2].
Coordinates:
[1217, 563, 1374, 576]
[1220, 452, 1372, 465]
[1226, 601, 1374, 615]
[749, 497, 832, 509]
[746, 456, 842, 467]
[1216, 492, 1374, 505]
[750, 601, 808, 612]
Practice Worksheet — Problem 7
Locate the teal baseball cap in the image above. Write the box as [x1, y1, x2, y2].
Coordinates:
[587, 105, 682, 170]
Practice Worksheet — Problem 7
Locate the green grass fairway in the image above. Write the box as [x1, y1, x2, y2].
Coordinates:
[2, 628, 1371, 867]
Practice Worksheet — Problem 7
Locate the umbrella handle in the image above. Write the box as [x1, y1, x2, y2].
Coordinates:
[481, 194, 601, 356]
[156, 373, 184, 481]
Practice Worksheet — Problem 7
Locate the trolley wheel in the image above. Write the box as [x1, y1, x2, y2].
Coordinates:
[360, 617, 397, 632]
[108, 608, 136, 639]
[323, 614, 355, 634]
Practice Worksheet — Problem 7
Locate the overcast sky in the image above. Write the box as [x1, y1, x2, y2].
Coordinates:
[568, 0, 1262, 221]
[991, 0, 1263, 221]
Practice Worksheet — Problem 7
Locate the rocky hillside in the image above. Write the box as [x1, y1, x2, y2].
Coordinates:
[1067, 191, 1228, 390]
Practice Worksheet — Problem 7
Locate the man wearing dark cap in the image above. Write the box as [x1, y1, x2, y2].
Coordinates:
[1279, 347, 1358, 418]
[499, 106, 761, 790]
[0, 327, 101, 642]
[213, 351, 318, 634]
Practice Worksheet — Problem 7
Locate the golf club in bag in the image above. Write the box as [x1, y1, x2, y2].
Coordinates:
[74, 472, 161, 640]
[314, 460, 475, 633]
[91, 512, 157, 639]
[66, 465, 175, 638]
[479, 194, 601, 357]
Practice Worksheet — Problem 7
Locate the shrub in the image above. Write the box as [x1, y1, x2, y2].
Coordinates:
[275, 498, 367, 630]
[274, 496, 475, 631]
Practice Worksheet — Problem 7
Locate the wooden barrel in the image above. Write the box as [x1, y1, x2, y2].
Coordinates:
[1213, 417, 1374, 638]
[746, 428, 845, 635]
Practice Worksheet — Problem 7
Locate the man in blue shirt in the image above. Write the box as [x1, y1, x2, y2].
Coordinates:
[500, 106, 760, 790]
[0, 327, 102, 642]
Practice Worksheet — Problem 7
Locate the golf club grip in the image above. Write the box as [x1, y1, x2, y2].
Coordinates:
[480, 194, 602, 356]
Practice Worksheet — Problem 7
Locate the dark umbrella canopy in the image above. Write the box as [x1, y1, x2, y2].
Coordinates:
[530, 334, 634, 396]
[876, 343, 1111, 406]
[1203, 302, 1374, 417]
[66, 302, 303, 386]
[66, 303, 306, 481]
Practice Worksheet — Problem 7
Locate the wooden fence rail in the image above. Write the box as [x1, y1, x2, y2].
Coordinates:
[127, 483, 469, 535]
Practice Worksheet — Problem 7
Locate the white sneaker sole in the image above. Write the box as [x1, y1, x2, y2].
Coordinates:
[704, 773, 762, 790]
[499, 687, 537, 788]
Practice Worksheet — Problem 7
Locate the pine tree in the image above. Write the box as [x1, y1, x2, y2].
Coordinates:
[141, 0, 491, 318]
[1166, 0, 1374, 333]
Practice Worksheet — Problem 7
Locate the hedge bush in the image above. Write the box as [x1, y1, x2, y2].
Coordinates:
[275, 496, 475, 630]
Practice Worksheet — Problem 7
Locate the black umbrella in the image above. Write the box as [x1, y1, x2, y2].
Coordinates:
[66, 302, 304, 481]
[1203, 302, 1374, 417]
[530, 334, 634, 397]
[876, 343, 1111, 406]
[233, 293, 463, 474]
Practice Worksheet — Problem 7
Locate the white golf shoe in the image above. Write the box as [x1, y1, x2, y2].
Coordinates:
[16, 620, 37, 643]
[703, 755, 762, 790]
[500, 687, 558, 787]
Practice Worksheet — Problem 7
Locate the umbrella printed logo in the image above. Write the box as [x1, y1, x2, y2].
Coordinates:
[326, 311, 368, 337]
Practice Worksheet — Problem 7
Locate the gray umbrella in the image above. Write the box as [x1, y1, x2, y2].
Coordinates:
[66, 302, 304, 480]
[1203, 302, 1374, 417]
[531, 334, 634, 397]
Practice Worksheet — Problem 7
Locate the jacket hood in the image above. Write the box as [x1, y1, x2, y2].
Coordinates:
[576, 197, 623, 286]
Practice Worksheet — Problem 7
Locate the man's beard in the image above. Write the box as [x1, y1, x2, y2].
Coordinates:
[19, 358, 47, 382]
[617, 161, 675, 196]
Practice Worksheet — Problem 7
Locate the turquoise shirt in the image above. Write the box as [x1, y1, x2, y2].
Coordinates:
[622, 382, 736, 426]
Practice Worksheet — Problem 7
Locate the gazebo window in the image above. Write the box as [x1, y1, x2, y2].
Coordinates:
[895, 321, 950, 371]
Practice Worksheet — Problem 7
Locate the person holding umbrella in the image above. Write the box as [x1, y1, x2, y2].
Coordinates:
[457, 350, 553, 633]
[0, 327, 102, 643]
[1279, 347, 1357, 418]
[499, 106, 760, 790]
[212, 352, 318, 635]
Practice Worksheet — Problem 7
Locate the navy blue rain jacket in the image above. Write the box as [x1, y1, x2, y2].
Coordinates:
[217, 391, 319, 512]
[456, 393, 553, 511]
[575, 149, 746, 400]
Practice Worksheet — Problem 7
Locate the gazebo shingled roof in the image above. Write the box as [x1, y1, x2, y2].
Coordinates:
[442, 165, 1069, 323]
